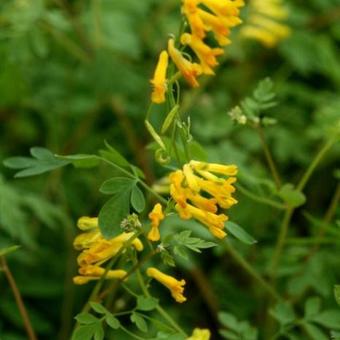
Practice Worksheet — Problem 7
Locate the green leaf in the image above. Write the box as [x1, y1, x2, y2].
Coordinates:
[130, 185, 145, 213]
[94, 325, 104, 340]
[219, 312, 238, 331]
[100, 141, 130, 167]
[105, 314, 120, 330]
[225, 222, 257, 245]
[278, 184, 306, 208]
[270, 303, 296, 326]
[90, 302, 108, 315]
[98, 192, 130, 238]
[335, 285, 340, 306]
[130, 312, 148, 332]
[303, 323, 328, 340]
[75, 313, 99, 325]
[56, 154, 100, 168]
[0, 245, 20, 257]
[71, 324, 97, 340]
[219, 329, 238, 339]
[304, 297, 321, 319]
[312, 310, 340, 330]
[136, 296, 159, 311]
[3, 147, 69, 177]
[100, 177, 135, 195]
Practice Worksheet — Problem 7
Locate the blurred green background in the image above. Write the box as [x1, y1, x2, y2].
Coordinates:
[0, 0, 340, 339]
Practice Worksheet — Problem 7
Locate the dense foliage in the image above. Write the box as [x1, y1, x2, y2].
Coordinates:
[0, 0, 340, 339]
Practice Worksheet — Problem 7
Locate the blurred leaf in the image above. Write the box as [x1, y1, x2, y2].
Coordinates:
[105, 314, 120, 330]
[270, 303, 296, 326]
[3, 147, 69, 177]
[130, 185, 145, 213]
[71, 324, 97, 340]
[98, 192, 130, 238]
[277, 184, 306, 207]
[130, 312, 148, 332]
[100, 177, 135, 195]
[75, 313, 99, 325]
[312, 310, 340, 330]
[303, 323, 328, 340]
[56, 154, 100, 168]
[90, 302, 108, 315]
[136, 296, 159, 311]
[304, 297, 321, 319]
[225, 222, 257, 245]
[0, 245, 20, 257]
[335, 285, 340, 306]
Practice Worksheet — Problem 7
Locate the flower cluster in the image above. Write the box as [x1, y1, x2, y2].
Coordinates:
[73, 216, 143, 285]
[170, 161, 238, 239]
[150, 0, 244, 103]
[240, 0, 290, 47]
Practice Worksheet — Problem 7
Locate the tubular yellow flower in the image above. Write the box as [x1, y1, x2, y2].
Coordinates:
[147, 203, 165, 242]
[169, 161, 238, 238]
[187, 328, 211, 340]
[182, 0, 206, 39]
[168, 38, 202, 87]
[199, 0, 244, 18]
[147, 267, 186, 303]
[181, 33, 224, 75]
[73, 269, 127, 285]
[150, 50, 169, 104]
[241, 0, 290, 47]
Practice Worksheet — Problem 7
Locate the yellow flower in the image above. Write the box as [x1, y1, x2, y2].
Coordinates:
[77, 231, 143, 267]
[181, 33, 224, 75]
[147, 203, 165, 242]
[187, 328, 211, 340]
[241, 0, 290, 47]
[182, 0, 206, 39]
[73, 218, 144, 285]
[168, 38, 202, 88]
[199, 0, 244, 18]
[73, 269, 127, 285]
[147, 267, 186, 303]
[169, 161, 238, 238]
[150, 50, 169, 104]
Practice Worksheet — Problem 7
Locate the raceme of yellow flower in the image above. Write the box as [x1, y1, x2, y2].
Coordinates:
[187, 328, 211, 340]
[150, 0, 243, 102]
[150, 50, 169, 104]
[147, 203, 165, 242]
[73, 216, 144, 285]
[146, 267, 186, 303]
[240, 0, 291, 47]
[169, 161, 238, 239]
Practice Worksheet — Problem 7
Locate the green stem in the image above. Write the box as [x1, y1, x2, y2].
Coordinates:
[236, 183, 286, 210]
[270, 138, 336, 279]
[297, 138, 336, 192]
[257, 125, 281, 189]
[225, 243, 281, 301]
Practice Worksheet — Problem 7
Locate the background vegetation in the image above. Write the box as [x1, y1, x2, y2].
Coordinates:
[0, 0, 340, 339]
